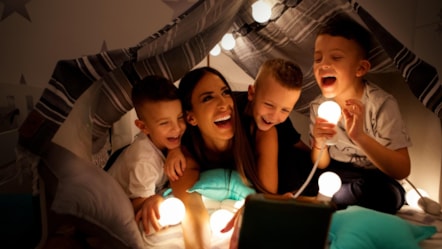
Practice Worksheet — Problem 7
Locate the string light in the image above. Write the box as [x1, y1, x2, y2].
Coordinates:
[209, 44, 221, 56]
[252, 0, 272, 23]
[158, 197, 186, 227]
[210, 209, 234, 237]
[210, 0, 303, 54]
[318, 100, 341, 145]
[220, 33, 236, 50]
[317, 171, 342, 202]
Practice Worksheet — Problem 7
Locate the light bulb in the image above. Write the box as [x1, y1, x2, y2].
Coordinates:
[318, 100, 341, 145]
[405, 188, 429, 209]
[317, 171, 342, 202]
[210, 209, 234, 237]
[252, 0, 272, 23]
[221, 33, 236, 50]
[210, 44, 221, 56]
[158, 197, 185, 227]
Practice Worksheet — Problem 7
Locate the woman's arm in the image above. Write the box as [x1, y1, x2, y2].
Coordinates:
[255, 127, 279, 193]
[170, 153, 211, 249]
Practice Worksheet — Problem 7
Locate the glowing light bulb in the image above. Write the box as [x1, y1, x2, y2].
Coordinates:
[252, 0, 272, 23]
[210, 209, 234, 237]
[158, 197, 185, 227]
[221, 33, 236, 50]
[317, 171, 342, 202]
[318, 100, 341, 145]
[405, 188, 429, 209]
[210, 44, 221, 56]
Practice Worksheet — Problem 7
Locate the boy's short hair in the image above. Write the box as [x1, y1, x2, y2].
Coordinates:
[131, 75, 179, 118]
[317, 14, 372, 59]
[255, 58, 303, 90]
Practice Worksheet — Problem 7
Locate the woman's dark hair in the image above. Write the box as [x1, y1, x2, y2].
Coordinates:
[178, 67, 269, 193]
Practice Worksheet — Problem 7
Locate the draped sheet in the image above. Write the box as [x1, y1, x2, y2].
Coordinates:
[224, 0, 441, 115]
[17, 0, 441, 163]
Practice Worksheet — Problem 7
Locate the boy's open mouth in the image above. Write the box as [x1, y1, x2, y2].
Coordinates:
[322, 76, 336, 86]
[262, 117, 273, 125]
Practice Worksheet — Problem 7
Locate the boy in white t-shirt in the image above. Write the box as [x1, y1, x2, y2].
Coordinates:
[310, 14, 411, 214]
[108, 75, 186, 234]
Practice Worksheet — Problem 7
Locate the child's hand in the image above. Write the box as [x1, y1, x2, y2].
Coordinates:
[164, 147, 186, 181]
[312, 117, 336, 148]
[135, 194, 164, 235]
[343, 99, 365, 141]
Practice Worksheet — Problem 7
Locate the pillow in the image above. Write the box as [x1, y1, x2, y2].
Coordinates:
[187, 168, 256, 201]
[329, 205, 437, 249]
[43, 143, 144, 249]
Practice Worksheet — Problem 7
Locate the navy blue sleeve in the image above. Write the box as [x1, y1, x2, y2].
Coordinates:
[276, 117, 301, 147]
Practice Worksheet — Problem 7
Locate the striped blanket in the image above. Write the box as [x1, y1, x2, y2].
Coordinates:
[17, 0, 441, 164]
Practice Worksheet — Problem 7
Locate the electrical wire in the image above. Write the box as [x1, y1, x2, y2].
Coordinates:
[292, 143, 326, 199]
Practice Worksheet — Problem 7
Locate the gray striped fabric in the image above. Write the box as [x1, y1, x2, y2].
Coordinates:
[224, 0, 441, 117]
[18, 0, 441, 160]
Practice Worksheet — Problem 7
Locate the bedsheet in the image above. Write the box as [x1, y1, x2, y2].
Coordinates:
[397, 205, 442, 249]
[140, 199, 442, 249]
[141, 198, 240, 249]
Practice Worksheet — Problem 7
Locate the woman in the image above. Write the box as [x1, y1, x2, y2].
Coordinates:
[170, 67, 266, 248]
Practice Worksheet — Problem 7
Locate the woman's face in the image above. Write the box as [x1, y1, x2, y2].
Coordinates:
[186, 72, 235, 143]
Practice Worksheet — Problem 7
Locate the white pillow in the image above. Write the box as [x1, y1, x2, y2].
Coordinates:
[44, 143, 144, 249]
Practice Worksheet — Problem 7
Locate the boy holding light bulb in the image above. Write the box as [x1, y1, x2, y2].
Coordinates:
[309, 14, 411, 214]
[108, 75, 187, 236]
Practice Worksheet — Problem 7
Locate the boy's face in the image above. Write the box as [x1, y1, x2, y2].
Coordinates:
[248, 73, 300, 131]
[136, 99, 186, 151]
[313, 34, 370, 99]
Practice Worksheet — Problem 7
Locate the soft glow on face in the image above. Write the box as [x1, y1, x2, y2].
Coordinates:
[221, 33, 236, 50]
[252, 0, 272, 23]
[318, 171, 342, 199]
[210, 209, 234, 237]
[405, 188, 429, 209]
[210, 44, 221, 56]
[158, 197, 186, 227]
[318, 100, 341, 124]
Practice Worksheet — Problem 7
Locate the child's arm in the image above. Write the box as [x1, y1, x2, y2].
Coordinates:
[343, 99, 410, 179]
[255, 126, 279, 194]
[310, 117, 334, 168]
[164, 147, 186, 181]
[132, 194, 164, 235]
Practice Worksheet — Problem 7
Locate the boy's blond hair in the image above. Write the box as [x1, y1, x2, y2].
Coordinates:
[255, 58, 303, 91]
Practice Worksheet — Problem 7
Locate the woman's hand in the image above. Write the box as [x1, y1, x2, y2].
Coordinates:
[164, 147, 186, 181]
[134, 194, 164, 235]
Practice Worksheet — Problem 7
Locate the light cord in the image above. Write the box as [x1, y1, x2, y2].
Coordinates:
[292, 143, 326, 199]
[405, 178, 426, 200]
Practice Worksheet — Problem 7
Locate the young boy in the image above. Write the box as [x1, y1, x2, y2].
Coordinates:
[234, 58, 318, 195]
[108, 75, 186, 235]
[310, 14, 411, 214]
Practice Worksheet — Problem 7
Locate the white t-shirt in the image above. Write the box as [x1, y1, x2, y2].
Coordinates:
[309, 81, 412, 169]
[108, 132, 168, 199]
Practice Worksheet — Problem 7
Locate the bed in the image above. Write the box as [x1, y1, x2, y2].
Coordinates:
[13, 0, 441, 248]
[34, 138, 442, 249]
